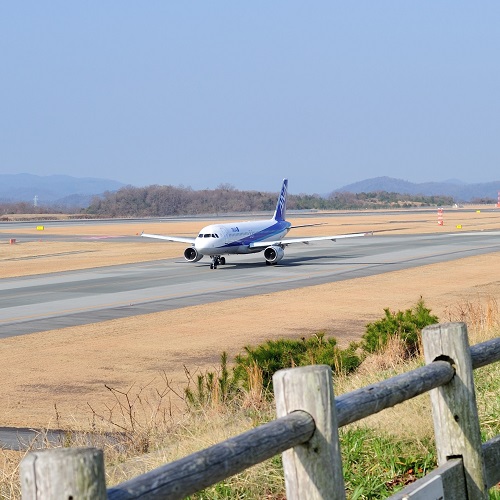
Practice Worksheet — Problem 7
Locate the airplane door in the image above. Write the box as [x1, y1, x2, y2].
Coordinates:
[219, 226, 229, 245]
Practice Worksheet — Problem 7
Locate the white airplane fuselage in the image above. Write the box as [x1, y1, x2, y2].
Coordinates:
[194, 219, 292, 256]
[141, 178, 371, 268]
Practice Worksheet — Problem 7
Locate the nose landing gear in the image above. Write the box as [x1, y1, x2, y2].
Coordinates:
[210, 256, 226, 269]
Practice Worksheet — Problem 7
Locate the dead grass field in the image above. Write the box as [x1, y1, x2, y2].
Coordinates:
[0, 209, 499, 430]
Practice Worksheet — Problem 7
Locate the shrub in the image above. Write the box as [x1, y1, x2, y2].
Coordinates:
[362, 297, 438, 356]
[185, 352, 238, 409]
[233, 332, 362, 391]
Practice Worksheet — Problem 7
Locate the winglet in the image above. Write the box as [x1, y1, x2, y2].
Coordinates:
[273, 178, 288, 221]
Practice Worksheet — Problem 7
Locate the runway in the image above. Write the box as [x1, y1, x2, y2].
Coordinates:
[1, 231, 499, 339]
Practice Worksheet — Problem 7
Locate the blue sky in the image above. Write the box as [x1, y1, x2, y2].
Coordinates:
[1, 2, 499, 194]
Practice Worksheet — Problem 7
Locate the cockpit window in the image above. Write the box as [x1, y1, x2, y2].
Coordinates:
[198, 233, 219, 238]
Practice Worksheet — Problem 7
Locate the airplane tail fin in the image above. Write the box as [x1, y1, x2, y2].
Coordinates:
[273, 178, 288, 221]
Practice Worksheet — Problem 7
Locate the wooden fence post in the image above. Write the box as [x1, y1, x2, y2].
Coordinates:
[422, 322, 488, 499]
[273, 364, 346, 500]
[20, 447, 106, 500]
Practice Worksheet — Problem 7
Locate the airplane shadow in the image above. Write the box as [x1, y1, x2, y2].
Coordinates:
[193, 254, 369, 269]
[278, 254, 367, 267]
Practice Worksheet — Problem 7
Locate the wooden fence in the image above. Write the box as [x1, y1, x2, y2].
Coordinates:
[20, 322, 500, 499]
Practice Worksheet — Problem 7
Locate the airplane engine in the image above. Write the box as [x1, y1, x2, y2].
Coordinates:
[184, 247, 203, 262]
[264, 245, 284, 265]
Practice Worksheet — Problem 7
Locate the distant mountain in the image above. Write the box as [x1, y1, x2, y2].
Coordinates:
[336, 176, 500, 202]
[0, 173, 125, 207]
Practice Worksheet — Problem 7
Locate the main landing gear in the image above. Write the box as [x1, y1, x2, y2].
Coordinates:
[210, 256, 226, 269]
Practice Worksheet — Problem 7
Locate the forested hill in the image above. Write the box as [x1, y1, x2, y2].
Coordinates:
[85, 185, 455, 217]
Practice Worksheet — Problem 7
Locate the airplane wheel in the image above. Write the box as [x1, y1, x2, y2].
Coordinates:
[210, 264, 214, 269]
[220, 257, 226, 265]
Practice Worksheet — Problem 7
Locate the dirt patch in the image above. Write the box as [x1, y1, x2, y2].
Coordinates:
[0, 212, 499, 429]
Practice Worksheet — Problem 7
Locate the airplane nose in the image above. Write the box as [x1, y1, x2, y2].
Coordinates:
[195, 237, 212, 253]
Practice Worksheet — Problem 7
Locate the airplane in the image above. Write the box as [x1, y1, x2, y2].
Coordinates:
[141, 179, 372, 269]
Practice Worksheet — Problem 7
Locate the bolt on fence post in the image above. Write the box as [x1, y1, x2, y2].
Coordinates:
[274, 364, 346, 500]
[422, 322, 488, 499]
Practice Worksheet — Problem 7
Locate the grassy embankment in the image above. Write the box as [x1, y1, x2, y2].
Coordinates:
[1, 297, 499, 499]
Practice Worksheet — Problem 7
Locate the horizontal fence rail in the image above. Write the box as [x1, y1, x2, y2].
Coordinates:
[20, 324, 500, 499]
[106, 411, 315, 500]
[470, 336, 500, 368]
[336, 336, 500, 427]
[335, 359, 455, 427]
[483, 435, 500, 488]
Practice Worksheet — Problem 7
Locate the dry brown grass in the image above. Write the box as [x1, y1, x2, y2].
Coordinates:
[0, 211, 499, 432]
[3, 304, 496, 497]
[103, 405, 277, 490]
[444, 296, 500, 343]
[0, 240, 183, 278]
[335, 348, 435, 442]
[1, 207, 500, 277]
[335, 294, 500, 443]
[0, 250, 498, 433]
[0, 450, 24, 499]
[0, 266, 500, 426]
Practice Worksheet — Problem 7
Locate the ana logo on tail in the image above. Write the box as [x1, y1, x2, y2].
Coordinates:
[274, 178, 288, 221]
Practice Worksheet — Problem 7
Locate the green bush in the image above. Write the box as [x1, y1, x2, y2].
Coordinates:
[185, 352, 237, 408]
[233, 332, 362, 391]
[362, 297, 438, 356]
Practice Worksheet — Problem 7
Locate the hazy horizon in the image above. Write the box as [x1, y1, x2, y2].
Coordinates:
[2, 3, 499, 193]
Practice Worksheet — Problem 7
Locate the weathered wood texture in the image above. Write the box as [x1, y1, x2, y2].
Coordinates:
[107, 410, 314, 500]
[422, 322, 488, 499]
[274, 365, 346, 500]
[20, 447, 106, 500]
[483, 435, 500, 489]
[335, 336, 500, 428]
[335, 360, 454, 427]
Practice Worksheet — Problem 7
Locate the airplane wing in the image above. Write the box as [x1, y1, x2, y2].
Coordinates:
[140, 232, 196, 244]
[249, 231, 373, 248]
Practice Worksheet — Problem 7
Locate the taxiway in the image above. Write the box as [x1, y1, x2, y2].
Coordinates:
[1, 231, 499, 338]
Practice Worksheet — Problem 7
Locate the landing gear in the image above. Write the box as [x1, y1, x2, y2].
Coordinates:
[210, 256, 226, 269]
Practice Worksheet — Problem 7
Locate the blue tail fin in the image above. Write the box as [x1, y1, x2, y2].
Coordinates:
[273, 179, 288, 221]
